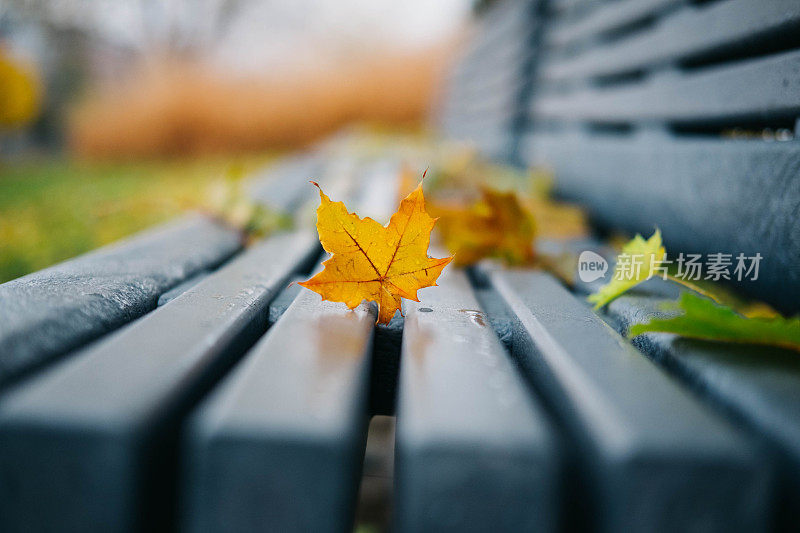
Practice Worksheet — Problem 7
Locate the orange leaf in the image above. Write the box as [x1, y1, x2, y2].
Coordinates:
[299, 181, 453, 324]
[434, 187, 536, 267]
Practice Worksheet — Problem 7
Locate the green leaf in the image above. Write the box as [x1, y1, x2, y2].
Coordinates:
[629, 292, 800, 353]
[588, 229, 665, 309]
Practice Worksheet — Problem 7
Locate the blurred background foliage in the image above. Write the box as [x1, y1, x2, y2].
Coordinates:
[0, 155, 276, 282]
[0, 49, 40, 129]
[0, 0, 474, 283]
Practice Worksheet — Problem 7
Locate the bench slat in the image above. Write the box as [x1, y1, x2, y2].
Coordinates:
[395, 269, 559, 532]
[184, 290, 375, 533]
[489, 269, 770, 532]
[0, 150, 328, 389]
[248, 152, 325, 211]
[461, 0, 531, 57]
[536, 48, 800, 124]
[548, 0, 684, 48]
[184, 161, 397, 531]
[448, 59, 527, 99]
[0, 230, 318, 532]
[606, 294, 800, 524]
[0, 215, 241, 388]
[520, 131, 800, 314]
[443, 92, 518, 119]
[544, 0, 800, 83]
[545, 0, 686, 47]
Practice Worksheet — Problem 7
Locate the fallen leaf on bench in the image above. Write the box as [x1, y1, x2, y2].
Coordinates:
[523, 197, 589, 240]
[588, 229, 665, 309]
[629, 292, 800, 353]
[432, 187, 536, 267]
[299, 181, 452, 324]
[204, 168, 292, 242]
[420, 151, 589, 244]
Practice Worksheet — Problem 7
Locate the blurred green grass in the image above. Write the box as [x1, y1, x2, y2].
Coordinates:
[0, 155, 277, 284]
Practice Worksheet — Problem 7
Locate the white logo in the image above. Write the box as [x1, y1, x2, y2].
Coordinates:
[578, 251, 608, 283]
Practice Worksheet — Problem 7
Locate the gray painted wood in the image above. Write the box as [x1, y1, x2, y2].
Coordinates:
[0, 150, 327, 390]
[605, 294, 800, 526]
[489, 269, 771, 532]
[181, 155, 399, 532]
[395, 269, 559, 533]
[443, 93, 518, 119]
[536, 48, 800, 124]
[437, 0, 541, 158]
[520, 131, 800, 314]
[537, 237, 683, 300]
[267, 278, 303, 325]
[0, 230, 319, 532]
[247, 152, 325, 212]
[183, 290, 376, 533]
[547, 0, 685, 48]
[0, 215, 241, 388]
[464, 0, 530, 55]
[544, 0, 800, 83]
[157, 271, 212, 307]
[448, 63, 526, 102]
[471, 285, 515, 351]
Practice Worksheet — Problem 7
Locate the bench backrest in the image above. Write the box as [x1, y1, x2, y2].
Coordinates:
[441, 0, 800, 313]
[435, 0, 544, 160]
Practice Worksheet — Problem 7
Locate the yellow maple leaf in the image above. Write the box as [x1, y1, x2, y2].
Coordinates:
[587, 229, 666, 308]
[299, 181, 453, 324]
[433, 187, 536, 267]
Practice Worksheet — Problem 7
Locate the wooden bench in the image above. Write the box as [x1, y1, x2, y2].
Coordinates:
[1, 1, 799, 531]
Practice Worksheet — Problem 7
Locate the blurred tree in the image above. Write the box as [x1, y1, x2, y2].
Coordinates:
[6, 0, 246, 59]
[0, 48, 41, 129]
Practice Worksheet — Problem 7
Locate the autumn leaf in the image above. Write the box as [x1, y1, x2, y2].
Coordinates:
[299, 181, 452, 324]
[629, 292, 800, 353]
[422, 152, 588, 243]
[433, 187, 536, 267]
[205, 166, 291, 241]
[588, 229, 666, 309]
[524, 197, 589, 240]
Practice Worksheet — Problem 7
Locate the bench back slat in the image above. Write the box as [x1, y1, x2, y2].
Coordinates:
[536, 49, 800, 125]
[511, 0, 800, 312]
[521, 131, 800, 312]
[543, 0, 800, 84]
[436, 0, 543, 158]
[547, 0, 685, 49]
